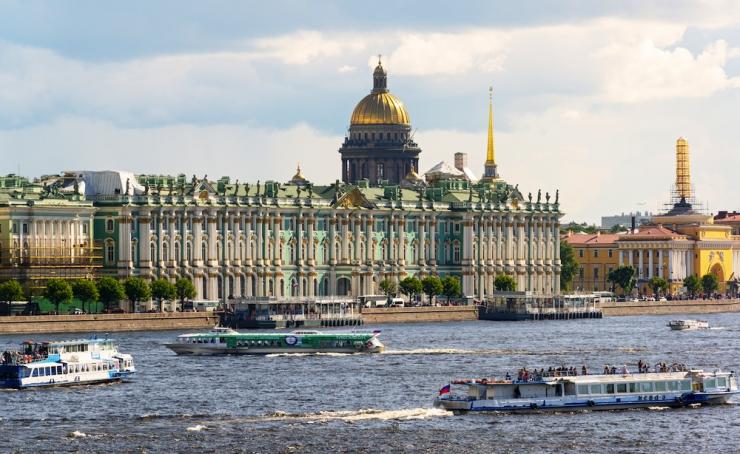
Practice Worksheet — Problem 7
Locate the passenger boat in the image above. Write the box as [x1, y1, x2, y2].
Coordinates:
[165, 327, 385, 355]
[434, 366, 738, 413]
[0, 338, 135, 389]
[668, 319, 709, 330]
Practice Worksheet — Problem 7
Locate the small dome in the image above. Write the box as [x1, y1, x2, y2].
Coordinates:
[350, 61, 410, 126]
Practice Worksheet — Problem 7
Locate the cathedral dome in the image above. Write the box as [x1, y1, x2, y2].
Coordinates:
[350, 61, 410, 126]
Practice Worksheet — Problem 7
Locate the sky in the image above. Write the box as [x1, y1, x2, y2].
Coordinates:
[1, 0, 740, 223]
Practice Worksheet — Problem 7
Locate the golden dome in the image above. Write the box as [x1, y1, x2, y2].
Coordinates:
[350, 61, 410, 126]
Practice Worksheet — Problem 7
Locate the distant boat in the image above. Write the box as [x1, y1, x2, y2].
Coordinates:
[0, 338, 135, 389]
[165, 326, 385, 355]
[668, 320, 709, 331]
[434, 367, 737, 413]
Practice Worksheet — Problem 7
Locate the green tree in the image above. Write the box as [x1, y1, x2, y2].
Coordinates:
[421, 275, 443, 305]
[71, 279, 99, 314]
[648, 276, 668, 298]
[124, 277, 151, 312]
[45, 278, 73, 314]
[399, 276, 422, 302]
[701, 274, 719, 296]
[494, 275, 517, 292]
[607, 266, 636, 295]
[175, 278, 197, 311]
[151, 279, 176, 312]
[441, 275, 462, 303]
[0, 280, 25, 316]
[683, 275, 700, 298]
[97, 277, 125, 312]
[559, 242, 579, 292]
[378, 278, 397, 298]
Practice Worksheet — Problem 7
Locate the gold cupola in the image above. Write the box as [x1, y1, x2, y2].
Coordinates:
[350, 59, 410, 125]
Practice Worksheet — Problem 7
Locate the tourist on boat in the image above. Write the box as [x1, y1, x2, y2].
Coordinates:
[621, 364, 629, 375]
[603, 365, 610, 375]
[581, 365, 588, 375]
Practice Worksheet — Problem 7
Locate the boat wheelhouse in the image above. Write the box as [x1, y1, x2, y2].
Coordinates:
[668, 319, 709, 330]
[0, 338, 135, 389]
[165, 327, 384, 355]
[434, 367, 737, 413]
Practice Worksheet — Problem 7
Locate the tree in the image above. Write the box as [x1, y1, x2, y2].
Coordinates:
[648, 276, 668, 298]
[399, 276, 422, 302]
[0, 280, 25, 316]
[124, 277, 151, 312]
[151, 279, 176, 312]
[559, 242, 579, 292]
[45, 278, 73, 314]
[378, 278, 397, 298]
[607, 266, 636, 295]
[441, 275, 461, 303]
[71, 279, 99, 314]
[701, 274, 719, 296]
[494, 275, 517, 292]
[97, 277, 125, 312]
[683, 275, 700, 298]
[175, 278, 197, 311]
[421, 275, 443, 305]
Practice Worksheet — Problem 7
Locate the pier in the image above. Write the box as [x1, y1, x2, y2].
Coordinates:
[479, 292, 603, 321]
[222, 296, 363, 329]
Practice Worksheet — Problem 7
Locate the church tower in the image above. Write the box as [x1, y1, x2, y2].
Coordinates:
[479, 87, 499, 183]
[338, 59, 421, 185]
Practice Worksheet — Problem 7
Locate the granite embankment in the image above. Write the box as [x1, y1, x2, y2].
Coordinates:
[601, 299, 740, 316]
[361, 305, 478, 324]
[0, 312, 219, 335]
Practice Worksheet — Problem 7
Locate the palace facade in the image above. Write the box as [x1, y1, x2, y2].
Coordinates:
[1, 64, 563, 303]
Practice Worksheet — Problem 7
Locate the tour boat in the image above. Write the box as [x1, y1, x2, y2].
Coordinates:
[0, 338, 135, 389]
[668, 319, 710, 330]
[434, 367, 738, 413]
[165, 326, 385, 355]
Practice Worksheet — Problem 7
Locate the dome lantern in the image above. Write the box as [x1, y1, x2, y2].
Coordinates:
[350, 59, 410, 126]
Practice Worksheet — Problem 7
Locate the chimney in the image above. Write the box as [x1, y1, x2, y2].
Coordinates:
[631, 215, 636, 233]
[454, 152, 467, 172]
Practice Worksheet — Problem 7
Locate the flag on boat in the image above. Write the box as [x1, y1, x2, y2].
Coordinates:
[438, 384, 451, 396]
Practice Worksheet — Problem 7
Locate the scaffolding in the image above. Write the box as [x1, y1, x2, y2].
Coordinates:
[0, 241, 103, 295]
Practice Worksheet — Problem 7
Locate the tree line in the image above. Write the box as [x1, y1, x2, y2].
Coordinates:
[0, 277, 198, 315]
[376, 273, 517, 305]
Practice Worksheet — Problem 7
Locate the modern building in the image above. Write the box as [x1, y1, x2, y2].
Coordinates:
[600, 212, 653, 230]
[0, 64, 563, 304]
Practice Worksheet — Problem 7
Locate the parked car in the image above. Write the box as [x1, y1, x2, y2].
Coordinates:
[72, 308, 85, 315]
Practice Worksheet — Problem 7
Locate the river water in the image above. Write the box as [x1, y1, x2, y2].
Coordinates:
[1, 313, 738, 453]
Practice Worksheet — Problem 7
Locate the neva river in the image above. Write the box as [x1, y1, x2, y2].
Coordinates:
[1, 313, 739, 453]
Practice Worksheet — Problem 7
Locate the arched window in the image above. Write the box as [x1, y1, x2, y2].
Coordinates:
[280, 279, 285, 297]
[186, 242, 192, 262]
[348, 243, 353, 261]
[240, 275, 246, 297]
[202, 276, 208, 299]
[217, 278, 223, 299]
[335, 243, 340, 261]
[202, 242, 208, 261]
[302, 279, 307, 297]
[150, 243, 156, 262]
[106, 219, 114, 232]
[453, 243, 461, 263]
[105, 240, 115, 265]
[162, 243, 169, 262]
[174, 242, 181, 263]
[239, 241, 244, 261]
[228, 276, 234, 298]
[131, 240, 138, 264]
[216, 243, 222, 261]
[322, 242, 328, 264]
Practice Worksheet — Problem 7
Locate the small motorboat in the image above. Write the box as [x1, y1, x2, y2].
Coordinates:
[667, 320, 709, 331]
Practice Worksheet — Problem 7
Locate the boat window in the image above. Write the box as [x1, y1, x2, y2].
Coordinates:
[655, 382, 666, 392]
[668, 381, 678, 391]
[605, 384, 614, 394]
[577, 384, 589, 395]
[220, 338, 226, 344]
[717, 377, 727, 388]
[616, 383, 627, 393]
[704, 379, 716, 389]
[57, 366, 62, 374]
[589, 384, 602, 394]
[628, 383, 638, 393]
[642, 382, 653, 392]
[31, 368, 38, 377]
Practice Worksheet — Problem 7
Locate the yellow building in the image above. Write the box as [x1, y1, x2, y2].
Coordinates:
[564, 232, 620, 292]
[567, 138, 739, 296]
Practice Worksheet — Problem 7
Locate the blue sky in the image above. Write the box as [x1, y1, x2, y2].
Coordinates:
[1, 1, 740, 222]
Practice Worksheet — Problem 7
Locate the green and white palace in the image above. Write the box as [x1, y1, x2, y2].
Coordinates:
[0, 62, 562, 305]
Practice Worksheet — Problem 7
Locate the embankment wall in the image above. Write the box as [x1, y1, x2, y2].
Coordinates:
[601, 299, 740, 316]
[361, 306, 478, 324]
[0, 312, 219, 335]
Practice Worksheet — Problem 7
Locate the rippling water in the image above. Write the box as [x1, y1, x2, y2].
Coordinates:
[1, 313, 739, 453]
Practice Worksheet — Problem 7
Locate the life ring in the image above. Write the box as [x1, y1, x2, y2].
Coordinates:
[587, 400, 595, 407]
[285, 336, 298, 346]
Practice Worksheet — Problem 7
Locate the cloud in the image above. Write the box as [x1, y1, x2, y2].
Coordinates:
[250, 31, 366, 64]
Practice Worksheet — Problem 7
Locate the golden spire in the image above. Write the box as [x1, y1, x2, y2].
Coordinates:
[675, 137, 690, 199]
[486, 86, 495, 165]
[291, 163, 307, 182]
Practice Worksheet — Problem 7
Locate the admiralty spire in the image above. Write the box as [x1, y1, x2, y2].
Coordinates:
[479, 87, 499, 183]
[338, 58, 421, 185]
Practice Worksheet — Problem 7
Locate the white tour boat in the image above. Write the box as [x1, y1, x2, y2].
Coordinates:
[434, 366, 737, 413]
[165, 326, 385, 355]
[0, 338, 135, 389]
[668, 319, 710, 330]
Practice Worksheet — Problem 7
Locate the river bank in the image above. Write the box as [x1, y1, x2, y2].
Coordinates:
[601, 299, 740, 316]
[0, 312, 219, 335]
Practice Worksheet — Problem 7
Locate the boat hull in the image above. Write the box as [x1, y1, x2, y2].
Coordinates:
[164, 343, 383, 355]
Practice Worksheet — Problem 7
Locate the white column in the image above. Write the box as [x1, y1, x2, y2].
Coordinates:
[668, 250, 674, 281]
[619, 250, 624, 267]
[628, 249, 634, 270]
[648, 249, 654, 279]
[657, 249, 663, 279]
[418, 216, 426, 264]
[637, 249, 644, 279]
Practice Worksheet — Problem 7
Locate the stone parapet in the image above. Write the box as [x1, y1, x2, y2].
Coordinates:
[601, 299, 740, 316]
[0, 312, 219, 335]
[361, 306, 478, 324]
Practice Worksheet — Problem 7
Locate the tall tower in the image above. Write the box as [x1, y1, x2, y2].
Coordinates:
[675, 137, 691, 201]
[479, 87, 498, 183]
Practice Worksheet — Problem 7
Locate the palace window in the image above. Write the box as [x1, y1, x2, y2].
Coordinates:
[163, 217, 169, 230]
[186, 243, 192, 262]
[453, 244, 461, 263]
[82, 223, 88, 234]
[594, 250, 599, 258]
[579, 267, 584, 279]
[174, 243, 181, 262]
[202, 218, 207, 230]
[202, 242, 208, 261]
[150, 243, 156, 262]
[106, 219, 114, 232]
[105, 241, 115, 265]
[608, 249, 613, 258]
[22, 223, 28, 234]
[162, 243, 169, 262]
[579, 249, 584, 258]
[594, 267, 599, 280]
[202, 276, 208, 299]
[149, 217, 155, 231]
[377, 163, 384, 178]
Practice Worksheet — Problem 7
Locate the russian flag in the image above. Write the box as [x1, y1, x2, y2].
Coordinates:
[438, 384, 451, 396]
